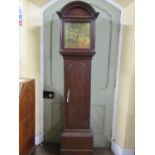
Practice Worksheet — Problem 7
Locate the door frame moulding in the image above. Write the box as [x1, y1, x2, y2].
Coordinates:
[38, 8, 44, 145]
[111, 141, 135, 155]
[39, 0, 123, 145]
[111, 10, 123, 142]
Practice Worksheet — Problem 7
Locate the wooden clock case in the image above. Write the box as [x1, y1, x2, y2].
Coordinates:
[57, 1, 99, 155]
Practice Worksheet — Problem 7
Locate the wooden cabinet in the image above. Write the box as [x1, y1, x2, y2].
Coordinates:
[57, 1, 99, 155]
[19, 79, 35, 155]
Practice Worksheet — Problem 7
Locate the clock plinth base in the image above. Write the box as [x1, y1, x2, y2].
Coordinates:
[61, 150, 93, 155]
[60, 130, 93, 155]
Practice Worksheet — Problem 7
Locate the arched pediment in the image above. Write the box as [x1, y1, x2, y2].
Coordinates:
[57, 1, 99, 19]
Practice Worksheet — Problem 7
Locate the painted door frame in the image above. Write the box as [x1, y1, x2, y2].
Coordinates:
[38, 0, 123, 146]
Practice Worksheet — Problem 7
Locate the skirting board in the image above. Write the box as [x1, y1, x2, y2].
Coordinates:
[35, 133, 44, 145]
[111, 141, 135, 155]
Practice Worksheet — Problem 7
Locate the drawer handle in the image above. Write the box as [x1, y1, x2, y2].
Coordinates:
[67, 89, 71, 103]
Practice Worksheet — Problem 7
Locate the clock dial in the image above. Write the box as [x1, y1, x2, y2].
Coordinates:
[64, 23, 90, 49]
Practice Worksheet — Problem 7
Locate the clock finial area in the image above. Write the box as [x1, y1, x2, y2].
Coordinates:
[57, 1, 99, 19]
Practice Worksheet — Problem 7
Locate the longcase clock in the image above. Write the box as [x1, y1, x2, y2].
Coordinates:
[57, 1, 99, 155]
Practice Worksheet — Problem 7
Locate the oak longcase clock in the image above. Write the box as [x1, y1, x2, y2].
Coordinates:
[57, 1, 99, 155]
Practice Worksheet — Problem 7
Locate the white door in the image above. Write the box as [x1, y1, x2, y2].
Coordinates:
[43, 0, 121, 147]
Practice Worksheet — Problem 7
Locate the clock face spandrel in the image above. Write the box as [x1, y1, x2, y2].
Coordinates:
[64, 23, 91, 49]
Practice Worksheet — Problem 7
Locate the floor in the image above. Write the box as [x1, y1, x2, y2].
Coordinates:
[31, 142, 115, 155]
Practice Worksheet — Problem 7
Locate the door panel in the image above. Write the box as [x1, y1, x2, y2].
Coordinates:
[44, 14, 64, 142]
[90, 7, 119, 147]
[43, 0, 120, 147]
